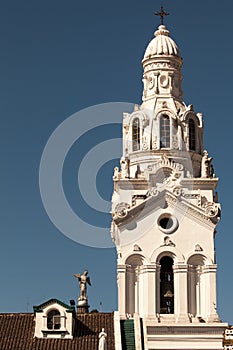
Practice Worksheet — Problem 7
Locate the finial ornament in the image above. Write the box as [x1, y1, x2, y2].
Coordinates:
[155, 5, 169, 25]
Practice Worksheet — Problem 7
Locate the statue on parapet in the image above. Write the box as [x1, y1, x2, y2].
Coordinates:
[74, 270, 91, 303]
[201, 150, 214, 178]
[120, 157, 129, 178]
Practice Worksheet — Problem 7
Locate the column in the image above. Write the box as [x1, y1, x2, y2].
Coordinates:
[117, 265, 126, 317]
[173, 264, 189, 322]
[196, 266, 201, 317]
[188, 265, 196, 316]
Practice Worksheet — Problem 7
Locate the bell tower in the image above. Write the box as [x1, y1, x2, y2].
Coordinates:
[112, 16, 227, 350]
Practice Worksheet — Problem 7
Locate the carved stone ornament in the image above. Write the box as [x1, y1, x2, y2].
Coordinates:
[133, 244, 142, 252]
[142, 136, 149, 150]
[113, 202, 130, 219]
[195, 244, 203, 252]
[159, 73, 169, 88]
[172, 135, 179, 149]
[147, 187, 159, 197]
[162, 236, 176, 247]
[203, 202, 219, 218]
[152, 137, 158, 150]
[173, 186, 183, 197]
[146, 157, 183, 174]
[148, 75, 155, 89]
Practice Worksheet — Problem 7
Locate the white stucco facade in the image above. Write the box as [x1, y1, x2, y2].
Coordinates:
[112, 24, 227, 349]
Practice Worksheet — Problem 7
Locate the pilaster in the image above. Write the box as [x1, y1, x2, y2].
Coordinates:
[140, 265, 157, 317]
[117, 265, 127, 318]
[173, 264, 189, 322]
[202, 264, 219, 322]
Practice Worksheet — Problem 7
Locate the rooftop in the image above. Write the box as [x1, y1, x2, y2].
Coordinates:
[0, 312, 115, 350]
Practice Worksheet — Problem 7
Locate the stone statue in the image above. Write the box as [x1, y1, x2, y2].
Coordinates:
[74, 270, 91, 303]
[120, 157, 129, 178]
[113, 166, 119, 179]
[98, 328, 107, 350]
[201, 150, 213, 178]
[135, 165, 141, 178]
[163, 236, 175, 247]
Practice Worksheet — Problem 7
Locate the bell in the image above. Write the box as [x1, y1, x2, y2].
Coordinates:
[164, 290, 173, 298]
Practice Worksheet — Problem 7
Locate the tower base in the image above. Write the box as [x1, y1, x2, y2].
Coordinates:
[76, 304, 89, 314]
[143, 318, 228, 350]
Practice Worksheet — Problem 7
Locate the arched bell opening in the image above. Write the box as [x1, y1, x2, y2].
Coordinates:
[160, 256, 174, 314]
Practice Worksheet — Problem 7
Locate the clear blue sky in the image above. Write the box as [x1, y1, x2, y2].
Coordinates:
[1, 0, 233, 324]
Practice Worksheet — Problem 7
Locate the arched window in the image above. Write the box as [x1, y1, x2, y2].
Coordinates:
[132, 118, 140, 151]
[160, 115, 170, 148]
[47, 309, 61, 330]
[160, 256, 174, 314]
[189, 119, 196, 151]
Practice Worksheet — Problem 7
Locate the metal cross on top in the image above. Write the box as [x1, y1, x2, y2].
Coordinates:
[155, 6, 169, 25]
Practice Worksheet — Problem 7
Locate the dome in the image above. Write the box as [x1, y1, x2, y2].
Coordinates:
[143, 25, 180, 59]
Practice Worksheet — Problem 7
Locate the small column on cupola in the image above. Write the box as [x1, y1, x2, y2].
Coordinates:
[74, 270, 91, 314]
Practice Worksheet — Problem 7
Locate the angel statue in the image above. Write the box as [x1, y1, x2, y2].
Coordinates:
[74, 270, 91, 302]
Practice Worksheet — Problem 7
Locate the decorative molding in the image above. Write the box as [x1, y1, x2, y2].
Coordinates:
[146, 157, 183, 174]
[147, 326, 226, 335]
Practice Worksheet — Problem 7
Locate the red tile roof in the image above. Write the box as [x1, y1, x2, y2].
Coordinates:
[0, 312, 115, 350]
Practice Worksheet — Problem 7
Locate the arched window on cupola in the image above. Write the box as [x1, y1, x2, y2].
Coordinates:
[132, 118, 140, 151]
[189, 118, 196, 151]
[160, 256, 174, 314]
[47, 309, 61, 330]
[160, 114, 170, 148]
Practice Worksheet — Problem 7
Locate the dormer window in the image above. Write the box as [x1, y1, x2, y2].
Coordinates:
[189, 118, 196, 151]
[34, 298, 75, 339]
[47, 309, 61, 330]
[132, 118, 140, 151]
[160, 114, 170, 148]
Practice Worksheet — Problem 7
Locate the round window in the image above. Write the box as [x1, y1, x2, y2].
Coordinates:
[157, 213, 178, 234]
